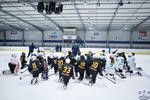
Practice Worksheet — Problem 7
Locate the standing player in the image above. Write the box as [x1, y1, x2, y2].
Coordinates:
[72, 42, 80, 57]
[27, 43, 36, 58]
[59, 58, 74, 89]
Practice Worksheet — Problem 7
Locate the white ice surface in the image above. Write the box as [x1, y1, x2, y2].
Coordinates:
[0, 51, 150, 100]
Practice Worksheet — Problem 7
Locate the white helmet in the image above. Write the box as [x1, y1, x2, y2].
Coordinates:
[93, 54, 99, 59]
[31, 55, 36, 60]
[12, 54, 17, 58]
[110, 54, 114, 58]
[61, 53, 65, 58]
[65, 58, 71, 64]
[57, 54, 61, 59]
[128, 53, 132, 57]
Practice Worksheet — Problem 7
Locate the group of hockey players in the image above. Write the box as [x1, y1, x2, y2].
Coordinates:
[3, 49, 142, 89]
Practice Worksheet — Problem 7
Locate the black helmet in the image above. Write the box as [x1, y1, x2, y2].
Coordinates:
[80, 55, 85, 60]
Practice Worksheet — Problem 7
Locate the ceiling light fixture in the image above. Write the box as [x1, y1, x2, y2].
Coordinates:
[89, 27, 93, 30]
[84, 2, 87, 5]
[119, 0, 123, 6]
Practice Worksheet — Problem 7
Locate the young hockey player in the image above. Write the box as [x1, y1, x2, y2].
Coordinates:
[3, 54, 20, 75]
[59, 58, 74, 89]
[127, 53, 136, 74]
[28, 55, 44, 84]
[57, 54, 65, 79]
[74, 51, 81, 77]
[99, 51, 107, 70]
[85, 54, 93, 79]
[20, 52, 27, 69]
[77, 55, 87, 81]
[37, 54, 49, 80]
[105, 55, 116, 80]
[115, 52, 126, 79]
[51, 55, 58, 74]
[89, 54, 103, 85]
[47, 54, 53, 66]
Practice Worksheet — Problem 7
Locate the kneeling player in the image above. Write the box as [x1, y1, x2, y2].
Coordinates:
[59, 58, 74, 89]
[4, 54, 20, 75]
[28, 55, 44, 84]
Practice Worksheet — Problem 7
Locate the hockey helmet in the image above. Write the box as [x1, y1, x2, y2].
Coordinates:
[12, 54, 17, 58]
[80, 55, 85, 60]
[128, 53, 132, 57]
[93, 54, 99, 59]
[65, 58, 71, 64]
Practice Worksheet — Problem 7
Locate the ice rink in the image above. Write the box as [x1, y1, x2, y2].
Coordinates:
[0, 51, 150, 100]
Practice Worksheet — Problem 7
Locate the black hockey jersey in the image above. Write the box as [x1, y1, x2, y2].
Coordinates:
[28, 60, 43, 72]
[60, 63, 74, 77]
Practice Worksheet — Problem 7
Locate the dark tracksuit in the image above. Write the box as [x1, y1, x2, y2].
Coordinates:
[27, 44, 36, 57]
[60, 63, 74, 86]
[72, 44, 80, 57]
[89, 58, 103, 84]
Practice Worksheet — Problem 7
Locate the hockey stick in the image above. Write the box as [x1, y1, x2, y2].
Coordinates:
[20, 69, 28, 74]
[80, 81, 92, 87]
[102, 75, 116, 84]
[48, 73, 55, 77]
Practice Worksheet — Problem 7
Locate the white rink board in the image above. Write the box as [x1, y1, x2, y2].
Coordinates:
[0, 46, 150, 54]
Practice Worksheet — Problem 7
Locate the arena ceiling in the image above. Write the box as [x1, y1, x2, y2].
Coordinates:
[0, 0, 150, 32]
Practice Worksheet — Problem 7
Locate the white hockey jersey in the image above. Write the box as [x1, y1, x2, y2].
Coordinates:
[127, 56, 136, 70]
[9, 56, 20, 75]
[105, 60, 116, 75]
[116, 56, 124, 70]
[10, 56, 19, 65]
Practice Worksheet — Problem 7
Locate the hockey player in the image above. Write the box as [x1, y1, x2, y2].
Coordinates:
[115, 52, 126, 79]
[99, 51, 107, 70]
[127, 53, 136, 74]
[28, 55, 44, 84]
[59, 58, 74, 88]
[20, 52, 27, 69]
[105, 55, 116, 80]
[74, 51, 81, 77]
[85, 54, 93, 79]
[51, 55, 58, 74]
[3, 54, 20, 75]
[47, 54, 53, 66]
[57, 54, 65, 79]
[77, 55, 87, 81]
[89, 54, 103, 85]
